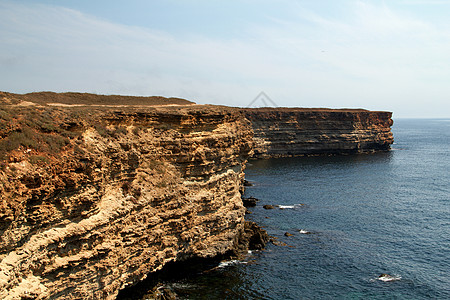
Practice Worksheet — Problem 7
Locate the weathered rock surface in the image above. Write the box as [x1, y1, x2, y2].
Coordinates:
[0, 92, 394, 299]
[0, 94, 253, 299]
[243, 108, 394, 158]
[242, 197, 259, 208]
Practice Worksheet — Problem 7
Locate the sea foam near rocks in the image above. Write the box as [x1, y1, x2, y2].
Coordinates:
[277, 204, 304, 209]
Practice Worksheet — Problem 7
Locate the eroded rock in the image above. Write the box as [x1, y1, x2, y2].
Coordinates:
[243, 108, 394, 158]
[0, 101, 253, 300]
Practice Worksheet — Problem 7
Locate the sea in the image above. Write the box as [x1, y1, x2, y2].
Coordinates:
[124, 119, 450, 299]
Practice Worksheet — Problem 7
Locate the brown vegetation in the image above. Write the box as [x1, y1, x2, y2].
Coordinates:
[0, 91, 194, 106]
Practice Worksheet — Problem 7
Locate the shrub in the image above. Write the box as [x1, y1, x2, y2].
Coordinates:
[29, 155, 49, 164]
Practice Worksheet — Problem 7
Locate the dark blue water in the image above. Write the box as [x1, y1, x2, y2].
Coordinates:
[136, 119, 450, 299]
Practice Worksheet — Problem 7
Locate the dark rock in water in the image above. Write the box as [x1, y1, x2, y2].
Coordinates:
[139, 283, 178, 300]
[284, 232, 294, 237]
[242, 196, 259, 207]
[151, 286, 177, 300]
[263, 205, 275, 209]
[269, 237, 288, 247]
[243, 180, 253, 187]
[234, 221, 269, 255]
[245, 209, 252, 215]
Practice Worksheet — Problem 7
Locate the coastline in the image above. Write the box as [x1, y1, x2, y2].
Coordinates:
[0, 92, 393, 299]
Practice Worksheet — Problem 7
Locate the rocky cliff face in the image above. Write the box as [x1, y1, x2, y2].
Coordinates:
[243, 108, 394, 158]
[0, 92, 394, 300]
[0, 98, 253, 299]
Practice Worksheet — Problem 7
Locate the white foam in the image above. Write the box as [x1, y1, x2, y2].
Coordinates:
[298, 229, 310, 234]
[377, 274, 401, 282]
[217, 260, 247, 268]
[277, 204, 304, 209]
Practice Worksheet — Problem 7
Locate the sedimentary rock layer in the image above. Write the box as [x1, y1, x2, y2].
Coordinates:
[0, 98, 253, 299]
[243, 108, 394, 158]
[0, 92, 394, 300]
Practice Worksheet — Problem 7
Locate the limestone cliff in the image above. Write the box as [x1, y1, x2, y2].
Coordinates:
[243, 108, 393, 158]
[0, 94, 253, 299]
[0, 92, 394, 300]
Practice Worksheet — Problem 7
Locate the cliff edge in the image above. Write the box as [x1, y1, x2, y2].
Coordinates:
[243, 107, 393, 158]
[0, 92, 393, 299]
[0, 93, 253, 299]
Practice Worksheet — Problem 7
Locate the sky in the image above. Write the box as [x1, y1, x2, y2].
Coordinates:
[1, 0, 450, 118]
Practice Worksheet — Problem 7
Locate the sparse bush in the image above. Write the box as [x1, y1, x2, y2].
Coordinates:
[29, 155, 49, 164]
[0, 123, 70, 161]
[111, 125, 127, 137]
[94, 124, 109, 137]
[0, 109, 11, 121]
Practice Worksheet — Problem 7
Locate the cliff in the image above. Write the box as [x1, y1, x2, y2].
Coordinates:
[243, 108, 393, 158]
[0, 92, 394, 299]
[0, 93, 254, 299]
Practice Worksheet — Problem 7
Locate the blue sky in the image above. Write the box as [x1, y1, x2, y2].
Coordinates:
[1, 0, 450, 117]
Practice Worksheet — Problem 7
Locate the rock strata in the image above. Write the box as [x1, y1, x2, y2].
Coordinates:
[0, 94, 253, 299]
[0, 92, 395, 299]
[243, 108, 394, 157]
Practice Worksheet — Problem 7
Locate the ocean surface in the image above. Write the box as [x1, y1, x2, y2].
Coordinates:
[128, 119, 450, 299]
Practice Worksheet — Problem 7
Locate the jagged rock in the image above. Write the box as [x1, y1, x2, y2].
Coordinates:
[242, 196, 259, 207]
[0, 97, 253, 300]
[0, 92, 395, 299]
[269, 237, 288, 247]
[284, 232, 294, 237]
[233, 221, 269, 254]
[149, 286, 177, 300]
[263, 205, 275, 209]
[243, 180, 253, 187]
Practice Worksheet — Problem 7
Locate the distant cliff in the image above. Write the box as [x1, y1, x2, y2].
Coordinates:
[243, 108, 393, 158]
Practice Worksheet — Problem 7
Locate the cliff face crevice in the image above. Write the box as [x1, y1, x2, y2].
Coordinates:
[0, 102, 253, 299]
[243, 108, 394, 158]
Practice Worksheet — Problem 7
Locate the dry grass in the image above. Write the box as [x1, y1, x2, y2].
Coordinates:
[1, 91, 195, 106]
[0, 106, 80, 160]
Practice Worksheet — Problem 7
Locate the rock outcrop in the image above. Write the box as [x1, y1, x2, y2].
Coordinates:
[243, 108, 394, 158]
[0, 92, 394, 299]
[0, 95, 253, 299]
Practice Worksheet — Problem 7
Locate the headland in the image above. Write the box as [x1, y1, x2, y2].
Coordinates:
[0, 92, 393, 299]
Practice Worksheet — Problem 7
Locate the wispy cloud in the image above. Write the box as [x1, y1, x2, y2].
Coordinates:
[1, 1, 450, 117]
[401, 0, 450, 4]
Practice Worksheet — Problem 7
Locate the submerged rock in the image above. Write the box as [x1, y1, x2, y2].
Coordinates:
[263, 205, 275, 209]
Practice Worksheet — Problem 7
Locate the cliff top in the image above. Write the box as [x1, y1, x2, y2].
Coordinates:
[242, 107, 393, 117]
[243, 107, 369, 112]
[0, 91, 195, 107]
